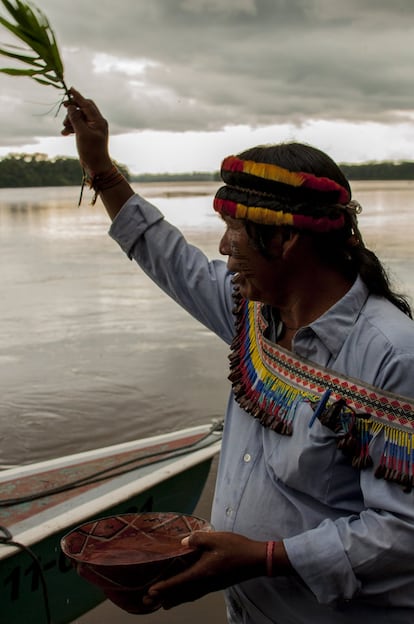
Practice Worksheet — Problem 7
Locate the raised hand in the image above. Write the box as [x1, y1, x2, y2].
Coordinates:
[62, 87, 112, 176]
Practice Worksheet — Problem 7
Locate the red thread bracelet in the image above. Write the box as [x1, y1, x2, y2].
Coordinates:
[266, 540, 276, 577]
[78, 165, 125, 206]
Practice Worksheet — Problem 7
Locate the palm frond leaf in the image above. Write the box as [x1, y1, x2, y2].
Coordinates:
[0, 43, 43, 65]
[0, 0, 67, 94]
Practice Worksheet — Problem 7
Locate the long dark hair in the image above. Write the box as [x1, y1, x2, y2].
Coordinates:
[237, 143, 412, 318]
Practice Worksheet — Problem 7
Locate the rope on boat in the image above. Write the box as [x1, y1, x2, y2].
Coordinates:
[0, 419, 224, 508]
[0, 526, 51, 624]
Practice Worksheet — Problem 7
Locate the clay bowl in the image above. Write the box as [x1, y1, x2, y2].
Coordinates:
[60, 512, 212, 614]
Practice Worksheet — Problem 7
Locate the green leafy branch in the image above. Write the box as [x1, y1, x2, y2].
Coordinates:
[0, 1, 91, 205]
[0, 0, 69, 96]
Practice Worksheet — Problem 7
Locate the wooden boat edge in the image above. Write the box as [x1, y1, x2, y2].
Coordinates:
[0, 423, 219, 480]
[0, 426, 222, 560]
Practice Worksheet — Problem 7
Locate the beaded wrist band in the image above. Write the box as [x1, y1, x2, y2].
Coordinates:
[79, 164, 125, 206]
[266, 540, 276, 577]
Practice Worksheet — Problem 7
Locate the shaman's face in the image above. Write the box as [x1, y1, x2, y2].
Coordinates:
[219, 215, 286, 305]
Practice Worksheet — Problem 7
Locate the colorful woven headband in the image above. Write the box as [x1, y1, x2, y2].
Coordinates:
[221, 155, 350, 204]
[213, 155, 351, 233]
[213, 194, 346, 232]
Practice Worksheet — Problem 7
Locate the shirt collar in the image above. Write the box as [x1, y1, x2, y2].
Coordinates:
[299, 275, 370, 360]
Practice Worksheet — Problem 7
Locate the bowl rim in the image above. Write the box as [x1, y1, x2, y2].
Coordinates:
[60, 511, 212, 567]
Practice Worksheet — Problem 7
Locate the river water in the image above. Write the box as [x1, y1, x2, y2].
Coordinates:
[0, 182, 230, 467]
[1, 180, 414, 622]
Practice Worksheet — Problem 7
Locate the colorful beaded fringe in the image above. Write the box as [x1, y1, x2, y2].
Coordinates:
[229, 292, 414, 492]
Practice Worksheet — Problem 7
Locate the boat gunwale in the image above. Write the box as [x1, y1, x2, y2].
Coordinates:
[0, 424, 218, 481]
[0, 426, 222, 560]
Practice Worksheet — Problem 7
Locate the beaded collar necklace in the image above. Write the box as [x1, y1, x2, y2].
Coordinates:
[229, 290, 414, 491]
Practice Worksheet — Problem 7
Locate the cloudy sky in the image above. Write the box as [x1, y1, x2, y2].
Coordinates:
[1, 0, 414, 173]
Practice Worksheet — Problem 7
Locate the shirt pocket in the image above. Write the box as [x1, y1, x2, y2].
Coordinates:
[263, 401, 362, 507]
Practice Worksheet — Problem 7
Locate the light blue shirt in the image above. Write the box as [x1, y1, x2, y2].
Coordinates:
[110, 194, 414, 623]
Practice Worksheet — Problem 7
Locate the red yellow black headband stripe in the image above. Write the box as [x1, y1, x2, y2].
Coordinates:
[213, 154, 352, 232]
[221, 155, 351, 205]
[213, 197, 346, 232]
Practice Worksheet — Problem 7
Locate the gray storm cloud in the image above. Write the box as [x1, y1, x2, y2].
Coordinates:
[0, 0, 413, 146]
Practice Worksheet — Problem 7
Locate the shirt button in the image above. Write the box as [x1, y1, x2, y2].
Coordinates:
[243, 453, 252, 463]
[225, 506, 233, 517]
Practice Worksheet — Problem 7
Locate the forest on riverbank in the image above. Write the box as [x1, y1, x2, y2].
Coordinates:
[0, 153, 414, 188]
[0, 153, 130, 188]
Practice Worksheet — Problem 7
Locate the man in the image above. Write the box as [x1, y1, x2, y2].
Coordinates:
[63, 89, 414, 623]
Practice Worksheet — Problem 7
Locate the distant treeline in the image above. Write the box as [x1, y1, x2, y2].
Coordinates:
[340, 161, 414, 181]
[1, 153, 414, 188]
[129, 162, 414, 182]
[0, 153, 130, 188]
[130, 171, 220, 183]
